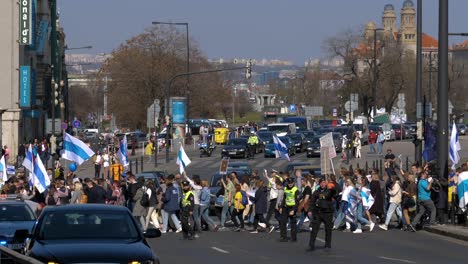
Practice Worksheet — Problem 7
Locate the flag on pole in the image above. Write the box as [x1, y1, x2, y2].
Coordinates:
[273, 135, 290, 161]
[62, 132, 95, 165]
[117, 135, 129, 167]
[31, 154, 51, 193]
[423, 121, 437, 162]
[449, 122, 461, 170]
[22, 145, 35, 189]
[458, 171, 468, 211]
[0, 155, 6, 182]
[176, 145, 191, 174]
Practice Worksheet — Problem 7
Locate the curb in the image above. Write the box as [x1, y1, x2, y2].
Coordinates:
[423, 226, 468, 242]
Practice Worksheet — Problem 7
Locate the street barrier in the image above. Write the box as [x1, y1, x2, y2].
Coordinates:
[0, 246, 43, 264]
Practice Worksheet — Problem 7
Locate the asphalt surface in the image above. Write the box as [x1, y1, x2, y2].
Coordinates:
[147, 227, 468, 264]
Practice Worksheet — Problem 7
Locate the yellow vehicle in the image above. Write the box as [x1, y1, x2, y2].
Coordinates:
[214, 127, 230, 144]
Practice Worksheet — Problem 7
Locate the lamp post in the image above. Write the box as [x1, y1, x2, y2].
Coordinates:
[371, 28, 384, 118]
[152, 21, 190, 122]
[415, 0, 423, 166]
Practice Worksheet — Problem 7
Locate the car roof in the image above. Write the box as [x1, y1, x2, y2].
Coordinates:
[41, 204, 130, 213]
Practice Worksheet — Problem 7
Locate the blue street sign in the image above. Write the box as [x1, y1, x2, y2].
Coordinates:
[19, 66, 31, 108]
[289, 104, 296, 112]
[73, 120, 81, 128]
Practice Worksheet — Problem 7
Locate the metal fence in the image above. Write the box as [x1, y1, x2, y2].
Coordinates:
[0, 246, 43, 264]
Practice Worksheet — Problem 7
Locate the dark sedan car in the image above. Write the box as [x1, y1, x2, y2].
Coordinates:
[256, 131, 274, 153]
[136, 170, 166, 187]
[0, 199, 37, 252]
[306, 136, 321, 157]
[288, 133, 308, 153]
[264, 136, 296, 158]
[301, 130, 317, 143]
[19, 204, 161, 264]
[221, 138, 249, 158]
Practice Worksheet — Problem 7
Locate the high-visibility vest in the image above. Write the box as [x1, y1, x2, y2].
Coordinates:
[182, 191, 194, 208]
[284, 186, 298, 207]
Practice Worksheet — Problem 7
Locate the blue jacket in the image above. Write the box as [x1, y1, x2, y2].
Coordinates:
[200, 187, 211, 206]
[163, 185, 180, 213]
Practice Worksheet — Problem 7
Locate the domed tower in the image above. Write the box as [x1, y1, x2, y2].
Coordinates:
[400, 0, 416, 47]
[365, 21, 377, 40]
[382, 4, 397, 34]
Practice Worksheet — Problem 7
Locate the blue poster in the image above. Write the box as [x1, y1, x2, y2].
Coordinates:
[19, 66, 31, 108]
[172, 100, 186, 124]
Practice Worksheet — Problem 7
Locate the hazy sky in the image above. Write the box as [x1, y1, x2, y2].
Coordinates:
[59, 0, 468, 65]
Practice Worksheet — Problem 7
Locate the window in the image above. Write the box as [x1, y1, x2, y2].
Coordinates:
[0, 204, 36, 221]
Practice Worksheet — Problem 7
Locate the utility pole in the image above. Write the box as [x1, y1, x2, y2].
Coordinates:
[415, 0, 423, 165]
[437, 0, 449, 179]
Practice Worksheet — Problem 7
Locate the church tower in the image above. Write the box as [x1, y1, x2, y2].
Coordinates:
[382, 4, 397, 35]
[399, 0, 416, 49]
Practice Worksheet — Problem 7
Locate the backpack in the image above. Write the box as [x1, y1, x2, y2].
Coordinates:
[140, 188, 150, 207]
[240, 191, 248, 206]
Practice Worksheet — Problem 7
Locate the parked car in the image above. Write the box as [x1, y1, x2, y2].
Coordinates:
[0, 198, 37, 252]
[300, 130, 317, 143]
[135, 170, 166, 187]
[257, 131, 274, 152]
[221, 138, 249, 158]
[264, 136, 296, 158]
[306, 136, 321, 158]
[288, 133, 308, 153]
[391, 124, 406, 140]
[19, 205, 161, 264]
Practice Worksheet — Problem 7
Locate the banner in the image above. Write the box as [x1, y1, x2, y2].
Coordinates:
[19, 0, 32, 45]
[19, 66, 31, 108]
[171, 97, 186, 124]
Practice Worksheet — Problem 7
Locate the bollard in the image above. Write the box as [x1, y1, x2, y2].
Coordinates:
[406, 157, 409, 171]
[136, 159, 139, 173]
[365, 161, 368, 173]
[356, 163, 360, 169]
[141, 156, 144, 172]
[379, 159, 383, 177]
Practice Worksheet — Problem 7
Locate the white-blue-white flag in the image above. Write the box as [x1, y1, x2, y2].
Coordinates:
[0, 155, 6, 182]
[22, 145, 35, 190]
[31, 154, 51, 193]
[62, 132, 95, 165]
[360, 186, 374, 210]
[449, 122, 461, 170]
[118, 135, 129, 167]
[458, 171, 468, 210]
[176, 145, 191, 174]
[273, 135, 290, 161]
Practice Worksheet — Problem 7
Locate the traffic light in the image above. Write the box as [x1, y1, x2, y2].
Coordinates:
[53, 80, 60, 106]
[245, 59, 252, 79]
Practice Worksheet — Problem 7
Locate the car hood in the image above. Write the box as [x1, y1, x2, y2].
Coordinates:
[0, 221, 35, 239]
[30, 240, 155, 263]
[266, 143, 290, 149]
[223, 145, 246, 150]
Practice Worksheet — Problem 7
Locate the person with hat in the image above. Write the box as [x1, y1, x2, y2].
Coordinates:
[180, 180, 195, 240]
[279, 177, 300, 242]
[247, 131, 259, 159]
[307, 177, 335, 251]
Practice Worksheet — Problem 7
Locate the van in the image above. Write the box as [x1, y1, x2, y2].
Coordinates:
[267, 123, 296, 137]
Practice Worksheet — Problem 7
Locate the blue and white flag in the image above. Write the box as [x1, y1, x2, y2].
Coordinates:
[176, 145, 191, 174]
[273, 135, 290, 161]
[360, 186, 374, 210]
[117, 135, 129, 167]
[62, 132, 95, 165]
[22, 145, 35, 190]
[31, 154, 51, 193]
[449, 122, 461, 170]
[458, 171, 468, 211]
[0, 155, 6, 182]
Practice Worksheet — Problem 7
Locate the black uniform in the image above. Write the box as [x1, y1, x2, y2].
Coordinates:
[308, 186, 335, 250]
[180, 190, 195, 239]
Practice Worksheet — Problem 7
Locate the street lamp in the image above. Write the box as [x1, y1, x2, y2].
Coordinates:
[152, 21, 190, 122]
[371, 28, 384, 118]
[64, 45, 93, 50]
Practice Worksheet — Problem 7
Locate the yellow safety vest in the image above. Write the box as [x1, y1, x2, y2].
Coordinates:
[284, 186, 298, 207]
[182, 191, 194, 208]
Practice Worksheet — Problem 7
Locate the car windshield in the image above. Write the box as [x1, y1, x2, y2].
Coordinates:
[210, 175, 225, 187]
[391, 124, 402, 129]
[311, 138, 320, 144]
[226, 139, 246, 146]
[0, 204, 36, 221]
[37, 211, 140, 240]
[267, 125, 289, 133]
[278, 136, 290, 143]
[302, 131, 316, 138]
[257, 132, 273, 141]
[288, 134, 302, 141]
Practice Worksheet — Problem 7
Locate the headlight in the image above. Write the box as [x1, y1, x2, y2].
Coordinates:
[129, 261, 154, 264]
[239, 149, 245, 151]
[295, 143, 300, 146]
[222, 149, 227, 152]
[307, 147, 312, 150]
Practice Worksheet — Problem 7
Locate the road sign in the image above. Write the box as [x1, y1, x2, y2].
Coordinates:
[72, 120, 81, 129]
[304, 106, 323, 117]
[319, 132, 337, 159]
[332, 108, 337, 117]
[289, 104, 296, 113]
[61, 122, 68, 130]
[344, 101, 358, 112]
[219, 158, 229, 175]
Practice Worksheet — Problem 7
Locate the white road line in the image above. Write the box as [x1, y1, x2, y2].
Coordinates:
[378, 256, 416, 264]
[256, 160, 272, 168]
[211, 247, 230, 254]
[316, 237, 325, 243]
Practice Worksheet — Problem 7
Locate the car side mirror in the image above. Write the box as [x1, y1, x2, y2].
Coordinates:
[14, 229, 30, 242]
[144, 228, 161, 238]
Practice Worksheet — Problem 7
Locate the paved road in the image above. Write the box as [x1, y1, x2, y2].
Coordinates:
[147, 227, 468, 264]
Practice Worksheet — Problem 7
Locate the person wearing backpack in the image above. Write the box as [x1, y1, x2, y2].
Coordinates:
[144, 180, 160, 231]
[232, 183, 246, 231]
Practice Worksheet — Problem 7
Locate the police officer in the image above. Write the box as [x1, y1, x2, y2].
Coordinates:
[180, 180, 195, 240]
[279, 177, 300, 242]
[247, 132, 259, 159]
[307, 177, 335, 251]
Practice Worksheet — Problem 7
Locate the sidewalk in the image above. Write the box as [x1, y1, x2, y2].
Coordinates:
[424, 224, 468, 242]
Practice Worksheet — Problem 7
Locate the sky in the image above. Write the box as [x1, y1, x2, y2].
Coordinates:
[59, 0, 468, 65]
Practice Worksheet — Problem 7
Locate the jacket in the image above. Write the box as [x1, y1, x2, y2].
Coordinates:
[388, 181, 402, 205]
[148, 186, 158, 207]
[249, 186, 268, 214]
[200, 187, 211, 206]
[309, 187, 334, 213]
[85, 185, 107, 204]
[163, 185, 180, 213]
[132, 187, 148, 216]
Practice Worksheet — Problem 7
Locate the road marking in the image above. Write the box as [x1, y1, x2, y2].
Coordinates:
[211, 247, 230, 254]
[316, 237, 325, 243]
[256, 160, 271, 168]
[378, 256, 416, 263]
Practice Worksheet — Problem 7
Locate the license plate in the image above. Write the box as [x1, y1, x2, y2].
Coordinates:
[6, 243, 23, 250]
[229, 152, 236, 155]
